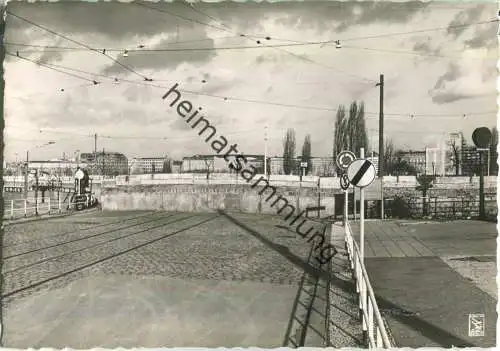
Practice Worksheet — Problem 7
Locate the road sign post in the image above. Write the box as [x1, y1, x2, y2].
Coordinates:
[347, 150, 376, 265]
[360, 148, 365, 261]
[340, 173, 350, 225]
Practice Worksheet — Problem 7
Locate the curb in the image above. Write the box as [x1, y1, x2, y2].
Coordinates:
[3, 208, 101, 226]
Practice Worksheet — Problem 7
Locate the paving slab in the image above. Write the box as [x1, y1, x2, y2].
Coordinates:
[365, 257, 497, 348]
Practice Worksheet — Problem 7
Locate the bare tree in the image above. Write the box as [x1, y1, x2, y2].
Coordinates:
[383, 138, 396, 175]
[449, 139, 461, 175]
[283, 128, 296, 175]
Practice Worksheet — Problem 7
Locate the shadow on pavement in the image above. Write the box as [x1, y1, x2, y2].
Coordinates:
[218, 210, 477, 348]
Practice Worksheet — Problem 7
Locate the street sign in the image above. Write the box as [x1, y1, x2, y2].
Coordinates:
[336, 150, 356, 170]
[75, 169, 85, 180]
[472, 127, 492, 148]
[340, 173, 350, 191]
[347, 159, 376, 188]
[300, 162, 308, 168]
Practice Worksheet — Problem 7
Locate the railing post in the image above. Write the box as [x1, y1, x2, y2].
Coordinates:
[376, 326, 383, 347]
[368, 298, 374, 346]
[48, 197, 51, 214]
[58, 196, 61, 213]
[24, 200, 27, 217]
[10, 200, 14, 219]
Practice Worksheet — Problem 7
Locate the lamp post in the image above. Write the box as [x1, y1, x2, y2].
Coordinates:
[24, 141, 56, 199]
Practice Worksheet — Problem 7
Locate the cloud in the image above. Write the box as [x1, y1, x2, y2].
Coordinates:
[101, 27, 217, 74]
[412, 35, 442, 56]
[446, 4, 487, 38]
[429, 50, 497, 104]
[464, 22, 498, 49]
[6, 1, 195, 41]
[334, 1, 430, 32]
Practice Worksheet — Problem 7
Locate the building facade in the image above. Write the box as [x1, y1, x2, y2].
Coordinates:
[12, 160, 87, 177]
[181, 155, 265, 173]
[80, 152, 128, 176]
[129, 156, 170, 174]
[268, 156, 336, 176]
[398, 150, 426, 175]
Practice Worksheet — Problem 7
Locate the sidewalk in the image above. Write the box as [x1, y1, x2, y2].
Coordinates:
[326, 223, 364, 347]
[350, 220, 497, 347]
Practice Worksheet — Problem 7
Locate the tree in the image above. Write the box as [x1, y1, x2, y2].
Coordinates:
[333, 101, 369, 175]
[283, 128, 296, 175]
[446, 132, 464, 176]
[383, 139, 396, 175]
[390, 154, 418, 176]
[301, 134, 312, 175]
[416, 175, 436, 217]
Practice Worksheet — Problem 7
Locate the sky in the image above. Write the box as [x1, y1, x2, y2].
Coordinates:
[3, 0, 499, 162]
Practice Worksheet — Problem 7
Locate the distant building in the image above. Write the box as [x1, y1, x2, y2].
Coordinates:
[181, 154, 264, 173]
[397, 150, 426, 175]
[130, 156, 170, 174]
[366, 155, 379, 175]
[22, 159, 88, 176]
[461, 145, 482, 176]
[268, 156, 336, 176]
[80, 152, 128, 176]
[270, 157, 284, 175]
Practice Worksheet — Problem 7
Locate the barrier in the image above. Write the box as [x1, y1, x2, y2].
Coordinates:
[3, 197, 93, 220]
[344, 221, 392, 348]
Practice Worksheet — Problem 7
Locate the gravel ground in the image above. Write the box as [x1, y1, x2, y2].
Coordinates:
[2, 210, 313, 309]
[441, 255, 497, 299]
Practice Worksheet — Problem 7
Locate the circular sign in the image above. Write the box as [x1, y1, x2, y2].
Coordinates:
[336, 150, 356, 170]
[472, 127, 492, 148]
[347, 159, 376, 188]
[340, 173, 350, 191]
[75, 169, 85, 180]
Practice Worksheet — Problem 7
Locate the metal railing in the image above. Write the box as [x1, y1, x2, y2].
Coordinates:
[3, 197, 91, 220]
[344, 221, 392, 348]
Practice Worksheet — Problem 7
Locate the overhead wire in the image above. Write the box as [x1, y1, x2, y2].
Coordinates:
[6, 11, 152, 81]
[4, 35, 244, 51]
[5, 51, 98, 83]
[135, 1, 379, 84]
[5, 18, 498, 53]
[6, 51, 497, 119]
[342, 44, 499, 60]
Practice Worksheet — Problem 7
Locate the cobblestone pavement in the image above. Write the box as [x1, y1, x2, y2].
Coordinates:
[2, 210, 313, 308]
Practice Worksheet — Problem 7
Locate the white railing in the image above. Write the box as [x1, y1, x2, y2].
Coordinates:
[3, 197, 91, 220]
[344, 221, 393, 348]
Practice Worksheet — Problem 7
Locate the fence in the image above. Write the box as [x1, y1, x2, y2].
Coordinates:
[386, 195, 497, 220]
[3, 197, 90, 220]
[344, 221, 392, 348]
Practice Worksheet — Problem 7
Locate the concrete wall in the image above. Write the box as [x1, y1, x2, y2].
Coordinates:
[100, 184, 336, 216]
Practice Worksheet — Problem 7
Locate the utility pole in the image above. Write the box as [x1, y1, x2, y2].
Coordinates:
[102, 148, 105, 177]
[264, 125, 268, 177]
[376, 74, 385, 219]
[24, 150, 29, 199]
[94, 133, 97, 174]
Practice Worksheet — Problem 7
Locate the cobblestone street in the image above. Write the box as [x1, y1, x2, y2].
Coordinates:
[2, 210, 316, 348]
